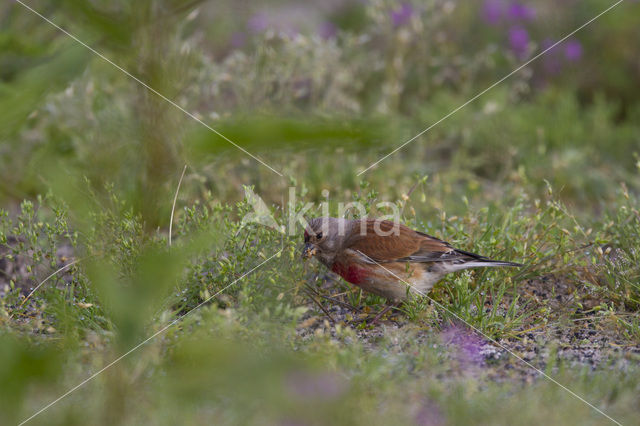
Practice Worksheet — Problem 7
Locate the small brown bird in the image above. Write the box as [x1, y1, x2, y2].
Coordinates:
[302, 217, 521, 315]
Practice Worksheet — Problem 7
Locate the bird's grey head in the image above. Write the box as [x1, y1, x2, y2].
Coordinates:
[301, 217, 353, 264]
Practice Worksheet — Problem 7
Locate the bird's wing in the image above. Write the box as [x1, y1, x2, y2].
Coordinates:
[345, 220, 454, 263]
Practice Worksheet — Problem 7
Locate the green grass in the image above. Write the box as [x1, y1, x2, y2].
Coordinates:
[2, 170, 639, 424]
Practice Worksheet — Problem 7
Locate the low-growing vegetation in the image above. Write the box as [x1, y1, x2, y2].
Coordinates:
[1, 1, 639, 425]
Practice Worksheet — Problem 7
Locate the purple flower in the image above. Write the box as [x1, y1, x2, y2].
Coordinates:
[391, 3, 414, 28]
[318, 21, 337, 40]
[482, 0, 504, 25]
[441, 324, 485, 366]
[247, 12, 268, 33]
[507, 2, 536, 21]
[508, 25, 530, 58]
[564, 38, 583, 61]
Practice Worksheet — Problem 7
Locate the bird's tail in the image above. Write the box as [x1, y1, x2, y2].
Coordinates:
[454, 248, 523, 269]
[457, 259, 523, 269]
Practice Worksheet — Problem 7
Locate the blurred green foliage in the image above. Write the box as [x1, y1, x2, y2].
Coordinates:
[0, 334, 63, 425]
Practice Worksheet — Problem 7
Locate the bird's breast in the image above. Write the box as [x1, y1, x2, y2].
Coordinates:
[330, 261, 369, 285]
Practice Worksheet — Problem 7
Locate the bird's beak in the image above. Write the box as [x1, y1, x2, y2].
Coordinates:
[302, 243, 317, 260]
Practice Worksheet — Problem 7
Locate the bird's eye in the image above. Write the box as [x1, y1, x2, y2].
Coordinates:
[316, 232, 323, 239]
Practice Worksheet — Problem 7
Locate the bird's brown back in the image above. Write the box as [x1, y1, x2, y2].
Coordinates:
[344, 219, 453, 262]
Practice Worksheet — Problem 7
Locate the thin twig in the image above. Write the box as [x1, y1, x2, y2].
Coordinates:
[304, 280, 361, 313]
[318, 294, 362, 313]
[399, 176, 423, 216]
[169, 164, 187, 247]
[18, 259, 83, 309]
[303, 289, 335, 322]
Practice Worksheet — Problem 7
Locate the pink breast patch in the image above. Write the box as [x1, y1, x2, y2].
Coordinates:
[331, 262, 369, 285]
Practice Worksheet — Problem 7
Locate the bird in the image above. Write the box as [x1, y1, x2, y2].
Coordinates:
[302, 217, 522, 321]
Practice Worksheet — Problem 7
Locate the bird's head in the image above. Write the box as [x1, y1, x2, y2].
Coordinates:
[301, 217, 352, 264]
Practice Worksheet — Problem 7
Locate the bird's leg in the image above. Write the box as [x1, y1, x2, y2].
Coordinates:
[368, 302, 401, 325]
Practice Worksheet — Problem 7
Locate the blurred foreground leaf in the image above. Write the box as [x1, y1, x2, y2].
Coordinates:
[0, 43, 88, 140]
[186, 116, 395, 159]
[0, 334, 63, 424]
